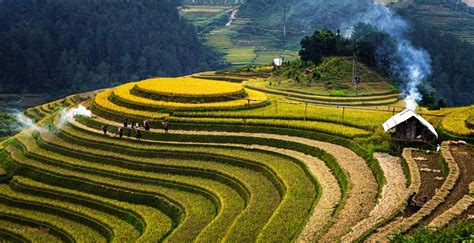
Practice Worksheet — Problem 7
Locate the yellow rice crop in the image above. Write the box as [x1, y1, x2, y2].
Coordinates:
[135, 77, 244, 97]
[441, 105, 474, 136]
[94, 90, 168, 119]
[174, 94, 393, 130]
[113, 83, 267, 109]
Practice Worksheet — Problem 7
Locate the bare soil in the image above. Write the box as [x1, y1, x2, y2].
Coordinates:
[422, 145, 474, 224]
[341, 153, 408, 242]
[403, 150, 445, 217]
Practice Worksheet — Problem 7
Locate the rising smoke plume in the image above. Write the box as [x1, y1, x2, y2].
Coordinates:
[10, 105, 92, 135]
[342, 4, 432, 111]
[57, 105, 92, 129]
[12, 110, 48, 134]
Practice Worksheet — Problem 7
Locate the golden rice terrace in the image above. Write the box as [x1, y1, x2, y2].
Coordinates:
[0, 74, 473, 242]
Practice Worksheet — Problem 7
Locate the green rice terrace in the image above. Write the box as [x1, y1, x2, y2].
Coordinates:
[0, 68, 473, 242]
[179, 5, 299, 66]
[398, 3, 474, 45]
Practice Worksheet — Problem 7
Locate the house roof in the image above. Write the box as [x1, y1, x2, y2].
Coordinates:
[382, 109, 438, 138]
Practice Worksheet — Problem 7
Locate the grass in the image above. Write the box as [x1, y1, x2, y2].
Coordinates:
[391, 221, 474, 242]
[202, 15, 260, 66]
[5, 143, 200, 242]
[15, 133, 223, 242]
[59, 122, 319, 242]
[38, 130, 281, 242]
[247, 78, 400, 100]
[168, 117, 371, 138]
[2, 183, 135, 241]
[12, 176, 172, 242]
[63, 122, 316, 242]
[179, 5, 231, 28]
[3, 109, 323, 242]
[0, 215, 62, 242]
[269, 57, 394, 96]
[0, 201, 95, 242]
[0, 179, 107, 242]
[225, 47, 256, 66]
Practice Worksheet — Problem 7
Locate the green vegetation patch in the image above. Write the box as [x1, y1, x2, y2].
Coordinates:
[270, 57, 394, 96]
[391, 222, 474, 242]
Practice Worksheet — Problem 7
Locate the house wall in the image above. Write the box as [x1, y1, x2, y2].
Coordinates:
[394, 117, 431, 141]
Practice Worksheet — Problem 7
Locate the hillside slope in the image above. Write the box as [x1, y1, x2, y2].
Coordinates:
[0, 0, 223, 97]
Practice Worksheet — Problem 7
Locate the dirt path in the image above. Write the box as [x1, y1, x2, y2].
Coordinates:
[71, 116, 342, 240]
[427, 145, 474, 228]
[366, 148, 422, 242]
[341, 153, 408, 242]
[368, 145, 461, 241]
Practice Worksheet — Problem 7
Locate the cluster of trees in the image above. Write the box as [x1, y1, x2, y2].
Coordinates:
[299, 29, 351, 65]
[405, 17, 474, 106]
[299, 25, 396, 79]
[0, 0, 224, 97]
[298, 21, 474, 107]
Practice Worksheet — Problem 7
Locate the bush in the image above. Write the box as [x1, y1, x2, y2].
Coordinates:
[330, 90, 348, 97]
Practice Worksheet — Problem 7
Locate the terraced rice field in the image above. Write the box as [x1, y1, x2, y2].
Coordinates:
[245, 78, 403, 108]
[1, 74, 473, 242]
[179, 6, 231, 28]
[184, 5, 299, 67]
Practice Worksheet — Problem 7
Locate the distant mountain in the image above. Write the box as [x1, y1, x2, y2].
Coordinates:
[237, 0, 373, 49]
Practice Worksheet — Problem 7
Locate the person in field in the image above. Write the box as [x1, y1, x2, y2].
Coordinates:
[163, 120, 169, 133]
[127, 125, 132, 138]
[101, 124, 108, 135]
[407, 192, 416, 207]
[144, 120, 150, 131]
[136, 128, 142, 141]
[123, 118, 128, 128]
[118, 127, 123, 138]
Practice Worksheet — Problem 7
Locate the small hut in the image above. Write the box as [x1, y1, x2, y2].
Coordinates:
[383, 109, 438, 142]
[273, 58, 283, 67]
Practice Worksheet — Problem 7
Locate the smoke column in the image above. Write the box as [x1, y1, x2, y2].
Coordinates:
[342, 4, 432, 111]
[10, 105, 92, 135]
[57, 105, 92, 129]
[12, 110, 47, 134]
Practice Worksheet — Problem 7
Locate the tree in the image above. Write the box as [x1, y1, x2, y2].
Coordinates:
[0, 0, 224, 97]
[299, 28, 349, 64]
[351, 23, 397, 78]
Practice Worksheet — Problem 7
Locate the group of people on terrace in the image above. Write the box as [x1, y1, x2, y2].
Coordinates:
[101, 117, 169, 141]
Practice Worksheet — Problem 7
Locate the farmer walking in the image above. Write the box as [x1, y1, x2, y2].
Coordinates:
[163, 120, 169, 133]
[123, 118, 128, 128]
[118, 127, 123, 138]
[101, 124, 108, 135]
[136, 128, 142, 141]
[144, 119, 150, 131]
